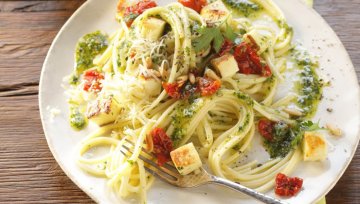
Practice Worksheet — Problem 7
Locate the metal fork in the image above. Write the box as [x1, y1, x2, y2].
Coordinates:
[120, 139, 287, 204]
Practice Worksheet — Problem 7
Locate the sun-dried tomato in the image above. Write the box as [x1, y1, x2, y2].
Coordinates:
[150, 127, 173, 166]
[163, 76, 221, 100]
[198, 77, 221, 96]
[218, 39, 234, 57]
[162, 82, 183, 99]
[234, 41, 271, 77]
[275, 173, 303, 197]
[123, 0, 157, 27]
[258, 119, 275, 141]
[82, 70, 104, 92]
[178, 0, 207, 13]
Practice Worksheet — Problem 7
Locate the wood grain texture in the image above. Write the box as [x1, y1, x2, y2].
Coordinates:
[0, 0, 358, 203]
[314, 1, 360, 203]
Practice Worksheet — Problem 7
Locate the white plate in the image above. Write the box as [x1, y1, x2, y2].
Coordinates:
[39, 0, 360, 203]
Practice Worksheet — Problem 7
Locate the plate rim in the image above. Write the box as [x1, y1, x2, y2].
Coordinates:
[38, 0, 101, 202]
[38, 0, 360, 203]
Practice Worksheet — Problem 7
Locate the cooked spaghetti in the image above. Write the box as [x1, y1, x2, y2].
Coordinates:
[64, 0, 323, 202]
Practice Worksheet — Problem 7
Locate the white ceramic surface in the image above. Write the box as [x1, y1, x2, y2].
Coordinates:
[39, 0, 360, 203]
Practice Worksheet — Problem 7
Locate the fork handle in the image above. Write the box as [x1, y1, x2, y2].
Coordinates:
[210, 176, 287, 204]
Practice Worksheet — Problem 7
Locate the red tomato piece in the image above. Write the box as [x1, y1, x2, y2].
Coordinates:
[275, 173, 303, 197]
[83, 70, 104, 92]
[123, 0, 157, 27]
[178, 0, 207, 13]
[163, 80, 199, 100]
[258, 119, 275, 141]
[198, 77, 221, 96]
[234, 41, 272, 77]
[162, 82, 182, 99]
[218, 39, 234, 57]
[150, 127, 173, 166]
[163, 77, 220, 100]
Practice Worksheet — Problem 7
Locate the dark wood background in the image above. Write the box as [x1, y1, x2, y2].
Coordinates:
[0, 0, 359, 203]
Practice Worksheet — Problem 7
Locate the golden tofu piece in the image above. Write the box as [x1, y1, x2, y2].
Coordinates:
[200, 0, 231, 26]
[86, 96, 122, 126]
[170, 143, 202, 175]
[302, 131, 327, 161]
[211, 53, 238, 78]
[141, 17, 166, 41]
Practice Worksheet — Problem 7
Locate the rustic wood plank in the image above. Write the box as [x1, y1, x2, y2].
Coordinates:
[314, 0, 360, 82]
[0, 1, 84, 13]
[314, 1, 360, 203]
[0, 94, 93, 203]
[0, 1, 84, 86]
[0, 1, 92, 203]
[0, 0, 358, 203]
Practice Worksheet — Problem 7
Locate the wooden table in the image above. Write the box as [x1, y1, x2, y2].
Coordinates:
[0, 0, 359, 203]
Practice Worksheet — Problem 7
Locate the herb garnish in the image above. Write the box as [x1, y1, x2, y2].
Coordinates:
[193, 26, 224, 53]
[192, 24, 239, 53]
[264, 120, 322, 158]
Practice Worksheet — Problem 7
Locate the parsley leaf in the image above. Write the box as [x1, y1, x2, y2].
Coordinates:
[223, 24, 238, 41]
[192, 27, 224, 53]
[213, 31, 224, 53]
[192, 24, 240, 53]
[290, 120, 322, 148]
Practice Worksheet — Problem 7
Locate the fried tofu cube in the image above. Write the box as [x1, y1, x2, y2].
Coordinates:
[302, 131, 327, 161]
[141, 17, 166, 41]
[170, 143, 202, 175]
[200, 0, 231, 26]
[211, 53, 238, 78]
[86, 96, 122, 126]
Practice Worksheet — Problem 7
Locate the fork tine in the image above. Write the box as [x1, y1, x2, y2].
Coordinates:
[142, 165, 179, 186]
[119, 149, 179, 185]
[121, 143, 180, 179]
[124, 138, 179, 173]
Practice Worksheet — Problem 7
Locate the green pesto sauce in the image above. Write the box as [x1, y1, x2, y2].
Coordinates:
[171, 98, 204, 146]
[264, 120, 320, 158]
[223, 0, 262, 17]
[262, 75, 276, 95]
[292, 48, 322, 118]
[69, 107, 88, 131]
[117, 40, 132, 73]
[68, 74, 79, 85]
[234, 91, 254, 107]
[75, 31, 108, 74]
[238, 113, 250, 132]
[277, 20, 293, 34]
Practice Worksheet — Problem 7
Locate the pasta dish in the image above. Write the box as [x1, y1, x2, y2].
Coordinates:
[63, 0, 335, 202]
